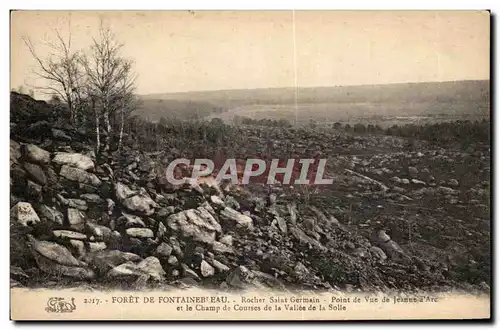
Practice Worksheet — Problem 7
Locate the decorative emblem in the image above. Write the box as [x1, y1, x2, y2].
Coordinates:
[45, 297, 76, 313]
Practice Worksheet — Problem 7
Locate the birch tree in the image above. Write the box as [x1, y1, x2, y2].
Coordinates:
[23, 30, 84, 126]
[81, 23, 135, 153]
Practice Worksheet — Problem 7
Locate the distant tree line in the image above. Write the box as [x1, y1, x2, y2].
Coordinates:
[384, 119, 490, 147]
[233, 115, 292, 128]
[332, 122, 384, 133]
[331, 119, 490, 147]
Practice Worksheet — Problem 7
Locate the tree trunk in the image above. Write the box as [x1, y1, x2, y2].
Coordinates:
[118, 100, 125, 151]
[93, 99, 100, 154]
[103, 94, 111, 152]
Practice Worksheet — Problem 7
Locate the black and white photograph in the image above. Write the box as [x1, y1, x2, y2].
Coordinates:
[9, 10, 491, 320]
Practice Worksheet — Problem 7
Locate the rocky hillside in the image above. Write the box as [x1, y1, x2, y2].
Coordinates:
[10, 92, 490, 293]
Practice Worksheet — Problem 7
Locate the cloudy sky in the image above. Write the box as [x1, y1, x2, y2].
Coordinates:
[11, 10, 490, 96]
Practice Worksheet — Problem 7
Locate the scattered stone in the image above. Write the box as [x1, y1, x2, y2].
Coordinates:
[369, 246, 387, 261]
[210, 259, 230, 273]
[167, 255, 179, 266]
[53, 230, 87, 240]
[200, 260, 215, 277]
[23, 162, 47, 185]
[91, 250, 142, 274]
[53, 152, 94, 171]
[123, 193, 157, 215]
[155, 242, 173, 259]
[126, 228, 154, 239]
[59, 165, 101, 186]
[88, 242, 107, 253]
[23, 144, 50, 165]
[166, 206, 222, 244]
[67, 208, 85, 230]
[28, 235, 95, 279]
[118, 212, 146, 228]
[80, 193, 103, 203]
[220, 207, 253, 230]
[36, 205, 64, 225]
[10, 202, 40, 227]
[219, 235, 233, 246]
[85, 222, 112, 242]
[181, 263, 201, 281]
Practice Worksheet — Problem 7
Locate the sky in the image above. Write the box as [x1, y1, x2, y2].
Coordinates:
[10, 10, 490, 96]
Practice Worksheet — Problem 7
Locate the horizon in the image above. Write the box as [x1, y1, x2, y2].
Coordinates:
[11, 11, 490, 98]
[140, 78, 489, 97]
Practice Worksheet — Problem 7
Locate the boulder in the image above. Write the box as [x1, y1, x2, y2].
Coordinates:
[219, 207, 253, 230]
[370, 246, 388, 261]
[226, 266, 285, 290]
[123, 193, 157, 215]
[155, 242, 173, 259]
[212, 241, 235, 255]
[166, 206, 222, 245]
[181, 263, 201, 281]
[22, 144, 50, 165]
[219, 235, 233, 246]
[85, 222, 112, 242]
[67, 208, 85, 230]
[91, 250, 142, 274]
[126, 228, 154, 239]
[115, 182, 136, 202]
[10, 202, 40, 226]
[53, 152, 94, 171]
[36, 204, 64, 225]
[28, 236, 95, 280]
[59, 165, 101, 186]
[289, 227, 326, 252]
[209, 259, 230, 273]
[23, 162, 47, 185]
[200, 260, 215, 277]
[80, 193, 103, 203]
[26, 180, 42, 201]
[117, 212, 146, 228]
[51, 128, 72, 141]
[88, 242, 107, 253]
[10, 140, 21, 165]
[52, 230, 87, 240]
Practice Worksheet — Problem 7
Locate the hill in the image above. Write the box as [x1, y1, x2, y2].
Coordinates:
[137, 80, 490, 123]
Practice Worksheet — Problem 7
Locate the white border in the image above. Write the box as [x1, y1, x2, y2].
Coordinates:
[2, 1, 497, 329]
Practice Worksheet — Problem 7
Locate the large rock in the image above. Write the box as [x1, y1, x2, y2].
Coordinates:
[106, 256, 165, 282]
[289, 227, 326, 252]
[117, 212, 146, 228]
[10, 202, 40, 226]
[155, 242, 173, 259]
[26, 180, 42, 201]
[122, 192, 157, 215]
[126, 228, 154, 239]
[22, 144, 50, 165]
[200, 260, 215, 277]
[219, 207, 253, 230]
[85, 222, 112, 242]
[59, 165, 101, 186]
[90, 250, 142, 274]
[115, 182, 136, 202]
[36, 204, 64, 225]
[28, 236, 95, 280]
[53, 152, 94, 171]
[67, 208, 85, 230]
[23, 162, 47, 185]
[166, 206, 222, 245]
[226, 266, 285, 290]
[53, 230, 87, 240]
[10, 140, 21, 165]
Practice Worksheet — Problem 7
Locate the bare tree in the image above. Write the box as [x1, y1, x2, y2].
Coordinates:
[23, 30, 84, 125]
[81, 22, 136, 153]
